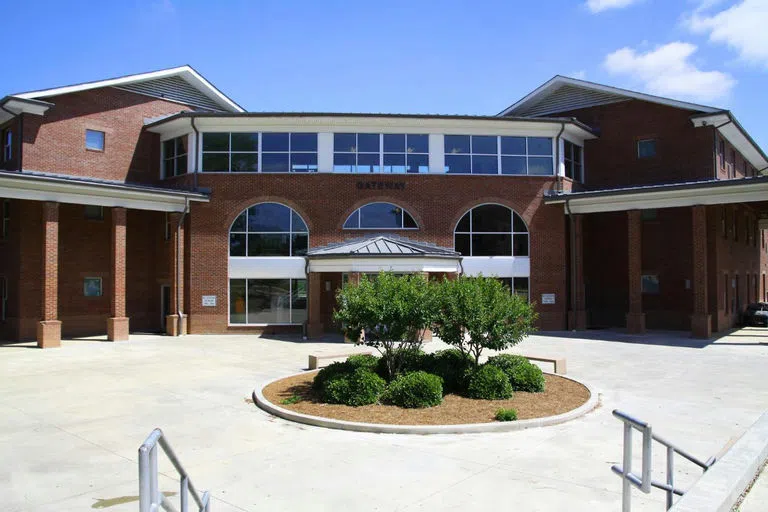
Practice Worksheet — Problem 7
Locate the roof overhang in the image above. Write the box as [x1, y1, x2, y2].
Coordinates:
[0, 96, 53, 123]
[0, 170, 209, 212]
[691, 111, 768, 170]
[545, 177, 768, 215]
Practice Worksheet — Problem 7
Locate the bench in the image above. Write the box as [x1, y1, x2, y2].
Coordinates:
[308, 350, 374, 370]
[523, 355, 567, 375]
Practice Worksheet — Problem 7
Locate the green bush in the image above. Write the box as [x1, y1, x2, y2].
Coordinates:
[495, 408, 518, 422]
[375, 348, 427, 381]
[346, 354, 379, 370]
[424, 349, 474, 394]
[486, 354, 530, 378]
[466, 364, 513, 400]
[383, 371, 443, 408]
[322, 367, 386, 406]
[509, 362, 545, 392]
[312, 361, 350, 391]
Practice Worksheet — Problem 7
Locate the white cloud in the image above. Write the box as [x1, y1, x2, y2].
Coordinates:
[603, 42, 735, 102]
[570, 70, 587, 80]
[586, 0, 641, 13]
[685, 0, 768, 67]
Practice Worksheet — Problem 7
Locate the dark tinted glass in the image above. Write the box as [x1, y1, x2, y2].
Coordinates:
[291, 279, 308, 323]
[229, 279, 246, 324]
[472, 155, 498, 174]
[262, 132, 289, 152]
[231, 153, 258, 172]
[456, 212, 471, 232]
[445, 135, 470, 154]
[454, 234, 471, 255]
[357, 153, 380, 173]
[357, 133, 380, 152]
[528, 137, 552, 155]
[334, 133, 356, 152]
[261, 153, 290, 173]
[472, 205, 511, 232]
[513, 213, 527, 233]
[472, 234, 512, 256]
[163, 140, 175, 158]
[360, 203, 403, 228]
[407, 154, 428, 173]
[292, 233, 308, 255]
[202, 153, 229, 171]
[291, 133, 317, 151]
[248, 233, 290, 256]
[291, 210, 308, 232]
[176, 136, 188, 154]
[472, 135, 497, 154]
[501, 156, 526, 175]
[501, 136, 526, 154]
[290, 153, 317, 172]
[638, 139, 656, 158]
[383, 134, 405, 153]
[203, 133, 229, 151]
[231, 211, 247, 231]
[229, 233, 246, 256]
[445, 154, 471, 173]
[528, 157, 554, 175]
[343, 210, 360, 229]
[407, 134, 429, 153]
[175, 154, 187, 176]
[333, 153, 355, 172]
[231, 133, 258, 152]
[513, 234, 529, 256]
[403, 211, 417, 228]
[247, 279, 291, 323]
[383, 153, 406, 173]
[248, 203, 290, 232]
[513, 277, 529, 301]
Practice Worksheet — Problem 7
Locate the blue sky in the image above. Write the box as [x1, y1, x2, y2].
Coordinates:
[5, 0, 768, 150]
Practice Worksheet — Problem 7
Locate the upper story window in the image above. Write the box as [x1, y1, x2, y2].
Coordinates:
[564, 140, 583, 181]
[229, 202, 308, 257]
[85, 129, 105, 151]
[162, 136, 188, 178]
[262, 133, 318, 173]
[202, 132, 318, 173]
[444, 135, 553, 175]
[637, 139, 656, 159]
[454, 204, 529, 257]
[332, 133, 428, 173]
[2, 128, 11, 162]
[203, 132, 257, 172]
[84, 205, 104, 220]
[343, 202, 417, 230]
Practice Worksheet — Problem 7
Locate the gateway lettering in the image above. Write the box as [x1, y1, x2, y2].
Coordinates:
[356, 181, 406, 190]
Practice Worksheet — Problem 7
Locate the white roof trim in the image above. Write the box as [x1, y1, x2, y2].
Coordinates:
[691, 113, 768, 170]
[13, 66, 244, 113]
[500, 76, 720, 117]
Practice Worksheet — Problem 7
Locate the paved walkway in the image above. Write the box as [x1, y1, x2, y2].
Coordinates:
[1, 328, 766, 511]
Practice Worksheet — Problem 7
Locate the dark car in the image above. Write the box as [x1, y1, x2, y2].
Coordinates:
[743, 302, 768, 327]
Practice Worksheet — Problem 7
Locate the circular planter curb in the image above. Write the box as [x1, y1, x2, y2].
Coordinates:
[252, 371, 600, 434]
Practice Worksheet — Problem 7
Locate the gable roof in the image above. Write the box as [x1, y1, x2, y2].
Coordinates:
[499, 75, 720, 118]
[12, 65, 244, 113]
[307, 235, 459, 258]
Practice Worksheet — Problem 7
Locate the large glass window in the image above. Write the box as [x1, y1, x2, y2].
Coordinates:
[162, 135, 188, 177]
[229, 203, 308, 256]
[334, 133, 429, 173]
[444, 135, 553, 175]
[262, 132, 318, 173]
[2, 128, 11, 162]
[229, 278, 307, 324]
[563, 140, 583, 181]
[454, 204, 529, 256]
[202, 132, 317, 173]
[343, 202, 418, 229]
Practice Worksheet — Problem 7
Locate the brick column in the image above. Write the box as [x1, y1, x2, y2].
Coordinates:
[626, 210, 646, 333]
[568, 214, 587, 330]
[306, 272, 324, 338]
[165, 212, 186, 336]
[107, 207, 129, 341]
[37, 202, 61, 348]
[691, 206, 712, 338]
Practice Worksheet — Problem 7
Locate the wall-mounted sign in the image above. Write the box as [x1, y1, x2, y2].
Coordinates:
[356, 181, 406, 191]
[202, 295, 217, 307]
[541, 293, 556, 305]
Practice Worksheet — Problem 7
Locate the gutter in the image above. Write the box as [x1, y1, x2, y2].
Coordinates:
[190, 117, 199, 190]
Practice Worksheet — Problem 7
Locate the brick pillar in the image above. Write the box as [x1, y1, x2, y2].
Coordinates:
[107, 207, 129, 341]
[165, 212, 186, 336]
[691, 206, 712, 338]
[307, 272, 324, 338]
[568, 214, 587, 330]
[626, 210, 646, 333]
[37, 202, 61, 348]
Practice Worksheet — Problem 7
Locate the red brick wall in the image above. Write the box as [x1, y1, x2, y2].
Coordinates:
[21, 88, 191, 184]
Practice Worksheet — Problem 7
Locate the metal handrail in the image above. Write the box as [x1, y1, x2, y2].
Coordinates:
[139, 428, 211, 512]
[611, 410, 716, 511]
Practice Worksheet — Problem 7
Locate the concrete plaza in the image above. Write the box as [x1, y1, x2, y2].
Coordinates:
[1, 328, 767, 511]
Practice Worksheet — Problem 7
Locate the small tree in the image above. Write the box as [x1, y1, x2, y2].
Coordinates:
[334, 272, 434, 380]
[432, 276, 536, 366]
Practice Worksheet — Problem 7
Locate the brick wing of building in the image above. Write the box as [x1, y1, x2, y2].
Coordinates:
[0, 67, 766, 347]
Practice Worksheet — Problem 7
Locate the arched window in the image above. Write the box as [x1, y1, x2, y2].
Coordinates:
[343, 202, 418, 230]
[229, 203, 308, 257]
[454, 204, 528, 256]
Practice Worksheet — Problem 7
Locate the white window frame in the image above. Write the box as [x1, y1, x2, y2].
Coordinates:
[454, 204, 530, 257]
[229, 203, 309, 257]
[162, 135, 189, 178]
[332, 133, 430, 174]
[228, 277, 307, 326]
[85, 129, 105, 152]
[343, 202, 418, 230]
[444, 135, 555, 176]
[563, 140, 584, 182]
[201, 132, 319, 173]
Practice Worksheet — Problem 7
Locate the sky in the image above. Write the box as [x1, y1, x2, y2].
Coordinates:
[4, 0, 768, 149]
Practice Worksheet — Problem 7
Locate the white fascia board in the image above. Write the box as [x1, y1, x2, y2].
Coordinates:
[0, 173, 207, 212]
[180, 68, 245, 113]
[308, 257, 461, 274]
[691, 114, 768, 169]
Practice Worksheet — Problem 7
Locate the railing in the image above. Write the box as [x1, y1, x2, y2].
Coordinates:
[611, 410, 716, 511]
[139, 428, 211, 512]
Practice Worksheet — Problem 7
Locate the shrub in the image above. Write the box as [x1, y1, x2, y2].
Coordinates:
[375, 348, 427, 381]
[346, 354, 379, 370]
[466, 364, 513, 400]
[312, 361, 351, 391]
[495, 408, 518, 422]
[424, 349, 474, 394]
[322, 367, 386, 406]
[383, 371, 443, 408]
[509, 362, 545, 393]
[280, 395, 302, 405]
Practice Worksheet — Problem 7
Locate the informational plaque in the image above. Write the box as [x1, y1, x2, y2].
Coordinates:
[202, 295, 217, 307]
[541, 293, 555, 305]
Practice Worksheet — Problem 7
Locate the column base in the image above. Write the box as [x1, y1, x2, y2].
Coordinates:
[691, 314, 712, 339]
[37, 320, 62, 349]
[626, 312, 646, 334]
[567, 309, 587, 331]
[165, 314, 188, 337]
[107, 317, 130, 341]
[307, 322, 324, 338]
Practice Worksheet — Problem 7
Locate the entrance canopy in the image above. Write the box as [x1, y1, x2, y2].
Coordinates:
[306, 235, 461, 273]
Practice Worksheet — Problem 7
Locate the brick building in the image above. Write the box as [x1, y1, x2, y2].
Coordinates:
[0, 67, 766, 347]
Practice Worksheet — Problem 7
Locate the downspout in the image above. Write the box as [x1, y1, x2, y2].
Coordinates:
[565, 197, 577, 329]
[176, 197, 189, 334]
[190, 117, 199, 190]
[303, 257, 311, 339]
[555, 123, 566, 192]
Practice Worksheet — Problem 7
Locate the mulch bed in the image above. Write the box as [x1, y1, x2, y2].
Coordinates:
[262, 371, 590, 425]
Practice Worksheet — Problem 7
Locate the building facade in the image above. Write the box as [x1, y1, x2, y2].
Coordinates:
[0, 67, 766, 347]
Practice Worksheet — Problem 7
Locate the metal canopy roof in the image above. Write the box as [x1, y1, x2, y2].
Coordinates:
[307, 235, 460, 259]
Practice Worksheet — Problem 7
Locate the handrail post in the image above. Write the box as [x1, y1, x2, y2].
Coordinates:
[666, 446, 674, 509]
[139, 445, 151, 512]
[181, 476, 189, 512]
[150, 444, 159, 507]
[622, 422, 632, 512]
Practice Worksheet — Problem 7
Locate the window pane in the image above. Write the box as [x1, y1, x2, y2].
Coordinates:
[407, 154, 429, 173]
[501, 156, 526, 175]
[513, 234, 529, 256]
[383, 153, 406, 174]
[175, 154, 187, 175]
[472, 155, 498, 174]
[383, 134, 405, 153]
[638, 139, 656, 158]
[528, 137, 552, 155]
[292, 233, 308, 255]
[357, 133, 379, 153]
[528, 157, 554, 175]
[472, 234, 512, 256]
[202, 153, 229, 172]
[229, 233, 246, 256]
[163, 140, 176, 158]
[407, 134, 429, 153]
[513, 277, 529, 302]
[343, 210, 359, 229]
[163, 158, 175, 178]
[456, 212, 470, 232]
[291, 153, 317, 172]
[513, 213, 527, 233]
[248, 234, 290, 256]
[291, 133, 317, 152]
[360, 203, 402, 228]
[291, 279, 308, 324]
[203, 133, 229, 151]
[445, 154, 471, 173]
[229, 279, 247, 324]
[334, 133, 356, 152]
[86, 130, 104, 151]
[175, 136, 188, 155]
[472, 205, 511, 232]
[291, 211, 308, 232]
[231, 211, 247, 231]
[403, 211, 417, 229]
[333, 153, 356, 172]
[454, 234, 471, 255]
[472, 135, 497, 155]
[261, 153, 290, 173]
[231, 153, 259, 172]
[262, 132, 289, 152]
[500, 136, 526, 155]
[247, 279, 291, 323]
[356, 153, 380, 173]
[445, 135, 470, 154]
[248, 203, 291, 231]
[231, 132, 258, 151]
